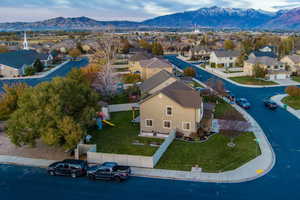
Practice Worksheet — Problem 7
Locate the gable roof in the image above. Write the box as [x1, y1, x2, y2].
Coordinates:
[286, 54, 300, 64]
[251, 51, 277, 58]
[129, 52, 153, 62]
[246, 56, 283, 66]
[0, 50, 48, 69]
[139, 57, 172, 69]
[140, 70, 175, 93]
[213, 50, 239, 58]
[140, 80, 202, 109]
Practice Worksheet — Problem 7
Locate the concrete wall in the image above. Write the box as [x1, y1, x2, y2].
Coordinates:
[86, 131, 175, 168]
[0, 64, 20, 77]
[108, 103, 139, 113]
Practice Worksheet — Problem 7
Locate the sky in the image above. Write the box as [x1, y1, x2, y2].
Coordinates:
[0, 0, 300, 22]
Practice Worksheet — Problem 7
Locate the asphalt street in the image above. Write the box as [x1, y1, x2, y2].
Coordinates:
[1, 56, 300, 199]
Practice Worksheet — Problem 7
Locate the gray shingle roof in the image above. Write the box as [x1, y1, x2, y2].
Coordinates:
[129, 52, 153, 62]
[287, 54, 300, 64]
[140, 70, 174, 93]
[139, 57, 172, 69]
[0, 50, 48, 69]
[214, 50, 239, 58]
[246, 56, 283, 66]
[251, 51, 277, 58]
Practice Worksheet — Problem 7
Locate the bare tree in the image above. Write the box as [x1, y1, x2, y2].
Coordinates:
[205, 78, 226, 96]
[218, 120, 251, 147]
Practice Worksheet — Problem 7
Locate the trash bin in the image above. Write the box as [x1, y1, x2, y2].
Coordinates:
[284, 104, 288, 110]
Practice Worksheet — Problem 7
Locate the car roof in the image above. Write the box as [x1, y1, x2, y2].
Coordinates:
[63, 159, 86, 164]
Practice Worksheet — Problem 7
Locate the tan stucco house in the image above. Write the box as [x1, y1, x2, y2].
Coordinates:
[281, 54, 300, 75]
[139, 81, 203, 138]
[129, 57, 173, 80]
[209, 50, 239, 68]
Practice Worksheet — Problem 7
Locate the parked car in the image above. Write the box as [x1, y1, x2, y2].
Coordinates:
[87, 162, 131, 182]
[225, 90, 235, 102]
[236, 98, 251, 109]
[47, 159, 88, 178]
[263, 99, 278, 110]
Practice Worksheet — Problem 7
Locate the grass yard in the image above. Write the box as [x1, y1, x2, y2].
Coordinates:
[156, 132, 261, 172]
[292, 76, 300, 83]
[89, 111, 163, 156]
[230, 76, 278, 85]
[282, 96, 300, 110]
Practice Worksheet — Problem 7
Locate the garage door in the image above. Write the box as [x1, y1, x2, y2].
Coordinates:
[269, 75, 275, 80]
[276, 74, 286, 80]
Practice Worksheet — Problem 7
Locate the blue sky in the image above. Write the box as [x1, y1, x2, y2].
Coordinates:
[0, 0, 300, 22]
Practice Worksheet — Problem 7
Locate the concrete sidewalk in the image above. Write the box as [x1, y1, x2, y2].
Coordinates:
[271, 94, 300, 120]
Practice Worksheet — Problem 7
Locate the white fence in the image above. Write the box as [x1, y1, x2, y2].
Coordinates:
[86, 131, 176, 168]
[205, 67, 246, 78]
[108, 103, 139, 113]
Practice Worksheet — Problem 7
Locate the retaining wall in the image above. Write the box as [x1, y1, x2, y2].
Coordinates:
[108, 103, 139, 113]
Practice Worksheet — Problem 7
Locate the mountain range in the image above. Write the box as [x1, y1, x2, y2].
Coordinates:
[0, 6, 300, 31]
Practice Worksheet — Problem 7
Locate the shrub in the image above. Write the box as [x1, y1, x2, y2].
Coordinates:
[211, 63, 216, 68]
[123, 74, 141, 84]
[183, 67, 196, 77]
[252, 64, 267, 78]
[24, 66, 36, 76]
[285, 86, 300, 97]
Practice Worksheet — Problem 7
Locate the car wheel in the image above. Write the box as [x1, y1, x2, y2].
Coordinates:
[71, 173, 77, 178]
[49, 171, 55, 176]
[88, 175, 95, 181]
[114, 176, 121, 182]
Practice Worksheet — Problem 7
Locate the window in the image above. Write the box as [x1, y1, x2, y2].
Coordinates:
[166, 106, 172, 116]
[182, 122, 191, 131]
[145, 119, 153, 127]
[163, 120, 171, 129]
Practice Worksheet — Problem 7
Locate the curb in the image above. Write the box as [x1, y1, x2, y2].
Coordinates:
[271, 94, 300, 120]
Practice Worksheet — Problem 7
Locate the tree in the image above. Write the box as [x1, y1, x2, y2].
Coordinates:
[6, 75, 100, 150]
[33, 59, 44, 73]
[139, 39, 152, 52]
[224, 40, 235, 50]
[252, 63, 267, 78]
[183, 67, 196, 77]
[24, 66, 36, 76]
[152, 42, 164, 55]
[205, 78, 226, 96]
[120, 38, 131, 54]
[0, 83, 28, 120]
[285, 86, 300, 97]
[69, 48, 81, 60]
[123, 73, 141, 84]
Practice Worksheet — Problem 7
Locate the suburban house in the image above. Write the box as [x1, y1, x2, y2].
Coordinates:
[140, 70, 177, 95]
[281, 54, 300, 75]
[209, 50, 239, 68]
[129, 57, 173, 80]
[189, 46, 211, 61]
[139, 80, 203, 138]
[248, 51, 277, 59]
[244, 56, 289, 80]
[0, 50, 52, 77]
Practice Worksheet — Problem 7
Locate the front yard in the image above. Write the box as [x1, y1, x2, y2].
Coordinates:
[292, 76, 300, 83]
[156, 132, 260, 172]
[229, 76, 278, 85]
[89, 111, 163, 156]
[282, 96, 300, 110]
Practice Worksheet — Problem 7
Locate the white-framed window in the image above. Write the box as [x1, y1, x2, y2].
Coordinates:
[166, 106, 173, 116]
[145, 119, 153, 127]
[182, 122, 192, 131]
[163, 120, 172, 129]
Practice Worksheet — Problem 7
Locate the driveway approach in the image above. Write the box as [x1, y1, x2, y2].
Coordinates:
[1, 56, 300, 200]
[0, 58, 89, 93]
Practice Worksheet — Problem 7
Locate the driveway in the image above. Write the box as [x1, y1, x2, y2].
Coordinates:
[273, 78, 299, 86]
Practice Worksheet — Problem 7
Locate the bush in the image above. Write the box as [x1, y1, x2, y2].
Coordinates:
[183, 67, 196, 77]
[252, 64, 267, 78]
[285, 86, 300, 97]
[211, 63, 216, 68]
[24, 66, 36, 76]
[123, 74, 141, 84]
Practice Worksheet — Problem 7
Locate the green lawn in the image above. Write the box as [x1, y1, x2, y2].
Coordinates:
[156, 132, 261, 172]
[89, 111, 163, 156]
[292, 76, 300, 83]
[282, 96, 300, 110]
[230, 76, 278, 85]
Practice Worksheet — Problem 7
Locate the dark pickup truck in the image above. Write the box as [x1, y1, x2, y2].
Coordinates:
[87, 162, 131, 182]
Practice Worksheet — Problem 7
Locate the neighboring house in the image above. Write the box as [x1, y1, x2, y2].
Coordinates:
[0, 50, 52, 77]
[140, 80, 203, 138]
[130, 57, 173, 80]
[189, 46, 211, 61]
[128, 52, 153, 72]
[248, 51, 277, 59]
[258, 45, 277, 53]
[281, 54, 300, 75]
[244, 56, 289, 80]
[209, 50, 239, 68]
[140, 70, 177, 95]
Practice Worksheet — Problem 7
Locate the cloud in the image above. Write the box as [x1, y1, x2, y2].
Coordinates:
[0, 0, 299, 22]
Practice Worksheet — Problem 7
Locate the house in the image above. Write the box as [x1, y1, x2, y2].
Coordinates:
[189, 46, 211, 61]
[258, 45, 277, 53]
[128, 52, 153, 73]
[139, 80, 203, 138]
[244, 56, 289, 80]
[281, 54, 300, 75]
[248, 51, 277, 59]
[139, 70, 177, 95]
[0, 50, 52, 77]
[209, 50, 239, 68]
[130, 57, 173, 80]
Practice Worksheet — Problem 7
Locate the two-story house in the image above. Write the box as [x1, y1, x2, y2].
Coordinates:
[281, 54, 300, 75]
[209, 50, 239, 68]
[139, 80, 203, 138]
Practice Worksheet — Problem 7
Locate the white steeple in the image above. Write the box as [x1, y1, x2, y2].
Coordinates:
[23, 31, 29, 50]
